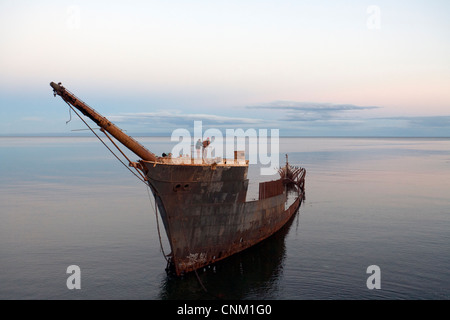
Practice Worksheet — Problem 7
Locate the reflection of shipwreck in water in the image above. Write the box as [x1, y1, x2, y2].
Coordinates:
[50, 82, 306, 276]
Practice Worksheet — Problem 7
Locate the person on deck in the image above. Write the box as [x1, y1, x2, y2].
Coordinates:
[202, 137, 211, 161]
[195, 139, 202, 159]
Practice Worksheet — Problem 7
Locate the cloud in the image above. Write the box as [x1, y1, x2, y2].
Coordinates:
[246, 101, 380, 122]
[247, 101, 380, 112]
[376, 116, 450, 128]
[108, 111, 262, 127]
[100, 103, 449, 137]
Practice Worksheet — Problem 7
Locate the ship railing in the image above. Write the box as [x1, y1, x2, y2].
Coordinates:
[259, 179, 284, 200]
[156, 156, 249, 166]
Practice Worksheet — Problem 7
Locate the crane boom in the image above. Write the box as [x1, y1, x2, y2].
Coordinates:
[50, 82, 157, 162]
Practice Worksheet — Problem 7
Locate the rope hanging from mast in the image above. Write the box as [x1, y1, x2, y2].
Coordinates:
[63, 101, 147, 184]
[66, 106, 72, 124]
[50, 81, 157, 162]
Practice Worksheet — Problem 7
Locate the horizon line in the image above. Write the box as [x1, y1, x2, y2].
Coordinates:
[1, 134, 449, 139]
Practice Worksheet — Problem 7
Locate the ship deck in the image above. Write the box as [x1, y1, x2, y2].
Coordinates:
[143, 158, 249, 167]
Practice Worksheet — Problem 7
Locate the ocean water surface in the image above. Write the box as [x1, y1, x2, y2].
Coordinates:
[0, 137, 449, 299]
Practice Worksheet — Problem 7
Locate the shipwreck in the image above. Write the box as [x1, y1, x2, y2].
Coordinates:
[50, 82, 306, 276]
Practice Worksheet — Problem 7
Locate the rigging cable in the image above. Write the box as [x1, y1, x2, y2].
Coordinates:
[64, 100, 171, 272]
[145, 185, 169, 263]
[100, 128, 146, 182]
[64, 101, 146, 184]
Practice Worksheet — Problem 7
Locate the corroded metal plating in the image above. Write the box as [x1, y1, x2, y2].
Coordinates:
[141, 161, 305, 275]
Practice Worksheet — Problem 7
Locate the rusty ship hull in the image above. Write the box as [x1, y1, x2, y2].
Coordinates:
[49, 81, 306, 276]
[141, 161, 304, 275]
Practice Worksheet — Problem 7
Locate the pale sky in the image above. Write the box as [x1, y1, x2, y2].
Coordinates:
[0, 0, 449, 136]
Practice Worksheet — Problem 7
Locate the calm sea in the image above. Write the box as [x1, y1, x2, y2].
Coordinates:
[0, 137, 449, 300]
